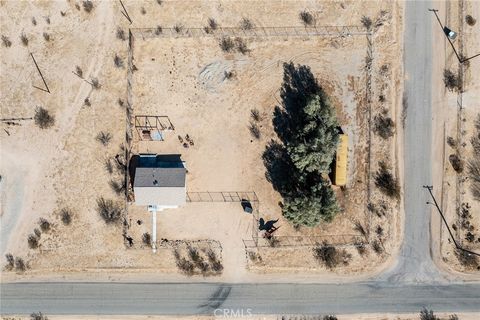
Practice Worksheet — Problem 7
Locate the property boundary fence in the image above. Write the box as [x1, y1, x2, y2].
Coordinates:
[130, 25, 370, 40]
[126, 25, 374, 250]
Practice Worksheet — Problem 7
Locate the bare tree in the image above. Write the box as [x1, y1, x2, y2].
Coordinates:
[250, 108, 261, 122]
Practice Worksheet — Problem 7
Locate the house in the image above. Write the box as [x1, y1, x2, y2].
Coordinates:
[333, 134, 348, 186]
[133, 154, 186, 209]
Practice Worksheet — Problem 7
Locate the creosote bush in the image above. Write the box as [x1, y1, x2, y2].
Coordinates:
[374, 113, 395, 139]
[449, 154, 463, 173]
[28, 234, 39, 249]
[34, 107, 55, 129]
[142, 232, 151, 245]
[466, 14, 476, 26]
[219, 36, 235, 52]
[250, 108, 261, 122]
[299, 10, 314, 26]
[83, 0, 94, 13]
[173, 24, 184, 33]
[2, 35, 12, 47]
[97, 197, 123, 224]
[96, 131, 112, 146]
[20, 33, 28, 46]
[374, 161, 400, 199]
[313, 242, 351, 269]
[249, 122, 261, 139]
[39, 218, 50, 232]
[155, 25, 162, 35]
[443, 69, 462, 92]
[239, 17, 254, 30]
[235, 37, 249, 54]
[60, 208, 72, 225]
[361, 16, 372, 30]
[91, 77, 101, 89]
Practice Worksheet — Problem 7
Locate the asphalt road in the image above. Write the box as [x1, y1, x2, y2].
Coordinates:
[1, 0, 479, 316]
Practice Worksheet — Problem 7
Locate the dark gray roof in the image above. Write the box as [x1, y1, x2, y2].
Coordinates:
[133, 154, 186, 188]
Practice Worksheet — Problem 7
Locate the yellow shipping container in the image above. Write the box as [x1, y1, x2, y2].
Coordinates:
[334, 134, 348, 186]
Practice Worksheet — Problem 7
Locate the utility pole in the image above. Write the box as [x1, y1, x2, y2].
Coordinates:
[30, 53, 50, 93]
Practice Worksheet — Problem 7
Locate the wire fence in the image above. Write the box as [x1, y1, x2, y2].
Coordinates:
[244, 234, 366, 249]
[131, 25, 370, 40]
[186, 191, 258, 203]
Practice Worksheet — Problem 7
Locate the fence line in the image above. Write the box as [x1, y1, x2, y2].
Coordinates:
[244, 234, 365, 249]
[186, 191, 258, 203]
[131, 25, 370, 40]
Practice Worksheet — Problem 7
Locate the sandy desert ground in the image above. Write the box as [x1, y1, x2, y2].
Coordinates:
[1, 0, 403, 281]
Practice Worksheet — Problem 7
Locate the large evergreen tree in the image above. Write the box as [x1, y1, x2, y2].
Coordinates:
[263, 62, 340, 227]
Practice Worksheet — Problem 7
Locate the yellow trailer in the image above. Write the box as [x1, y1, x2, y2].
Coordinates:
[334, 134, 348, 186]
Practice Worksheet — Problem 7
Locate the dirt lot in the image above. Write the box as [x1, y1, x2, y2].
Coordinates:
[434, 0, 480, 273]
[1, 0, 403, 281]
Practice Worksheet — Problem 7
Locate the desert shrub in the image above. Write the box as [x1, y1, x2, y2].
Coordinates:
[323, 316, 338, 320]
[376, 225, 384, 237]
[449, 154, 463, 173]
[110, 179, 126, 195]
[83, 0, 93, 13]
[104, 158, 113, 174]
[156, 0, 162, 5]
[235, 37, 249, 54]
[96, 197, 123, 224]
[224, 70, 235, 80]
[117, 98, 125, 107]
[268, 236, 280, 247]
[96, 131, 112, 146]
[176, 256, 195, 275]
[466, 232, 475, 242]
[466, 15, 476, 26]
[355, 241, 367, 256]
[28, 234, 39, 249]
[374, 161, 400, 199]
[116, 27, 126, 40]
[142, 232, 151, 245]
[313, 242, 341, 269]
[83, 97, 91, 107]
[155, 25, 162, 35]
[34, 107, 55, 129]
[60, 208, 72, 225]
[30, 312, 48, 320]
[219, 36, 235, 52]
[15, 257, 25, 271]
[20, 33, 28, 46]
[34, 228, 42, 238]
[61, 10, 66, 16]
[31, 17, 37, 25]
[354, 221, 367, 237]
[467, 159, 480, 200]
[250, 108, 261, 122]
[208, 18, 218, 30]
[140, 7, 146, 15]
[42, 32, 50, 41]
[449, 315, 459, 320]
[361, 16, 372, 30]
[372, 239, 383, 254]
[188, 246, 201, 262]
[114, 54, 124, 68]
[39, 218, 51, 232]
[249, 122, 261, 139]
[447, 136, 457, 148]
[207, 249, 223, 272]
[5, 253, 14, 270]
[173, 24, 184, 33]
[91, 77, 101, 89]
[75, 66, 83, 77]
[45, 16, 50, 24]
[299, 10, 314, 26]
[374, 114, 395, 139]
[239, 17, 254, 30]
[2, 35, 12, 47]
[420, 308, 439, 320]
[471, 114, 480, 155]
[443, 69, 462, 92]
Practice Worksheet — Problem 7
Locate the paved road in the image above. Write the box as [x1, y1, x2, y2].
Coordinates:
[2, 282, 480, 315]
[1, 1, 479, 317]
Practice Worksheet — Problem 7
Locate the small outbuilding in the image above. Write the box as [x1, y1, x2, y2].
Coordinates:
[133, 154, 186, 209]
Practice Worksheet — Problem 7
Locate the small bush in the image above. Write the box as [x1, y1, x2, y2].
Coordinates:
[355, 241, 367, 256]
[224, 70, 235, 80]
[5, 253, 14, 270]
[114, 54, 124, 68]
[116, 27, 126, 40]
[39, 218, 51, 232]
[142, 232, 151, 245]
[313, 242, 340, 269]
[109, 179, 126, 195]
[20, 33, 28, 46]
[45, 16, 51, 24]
[374, 114, 395, 139]
[75, 66, 83, 77]
[207, 249, 223, 272]
[15, 257, 26, 271]
[235, 37, 249, 54]
[467, 158, 480, 200]
[249, 122, 261, 139]
[96, 131, 112, 146]
[61, 208, 72, 225]
[156, 0, 163, 5]
[173, 24, 184, 33]
[96, 197, 123, 224]
[372, 239, 383, 254]
[449, 154, 463, 173]
[43, 32, 51, 41]
[447, 136, 457, 148]
[250, 108, 261, 122]
[140, 7, 146, 15]
[34, 228, 42, 238]
[354, 221, 367, 237]
[420, 308, 439, 320]
[466, 15, 476, 26]
[91, 77, 101, 89]
[361, 16, 373, 30]
[299, 10, 314, 26]
[28, 234, 39, 249]
[31, 17, 37, 25]
[84, 97, 91, 106]
[323, 316, 338, 320]
[30, 312, 48, 320]
[208, 18, 218, 30]
[219, 37, 235, 52]
[239, 18, 254, 30]
[83, 0, 94, 13]
[443, 69, 462, 92]
[2, 35, 12, 47]
[155, 25, 162, 35]
[374, 161, 400, 199]
[176, 257, 195, 275]
[34, 107, 55, 129]
[104, 158, 113, 174]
